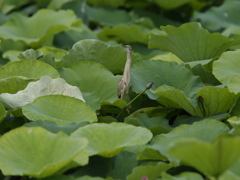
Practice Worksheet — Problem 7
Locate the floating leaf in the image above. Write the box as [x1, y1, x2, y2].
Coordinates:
[131, 60, 205, 99]
[168, 136, 240, 178]
[0, 76, 84, 110]
[71, 122, 152, 157]
[149, 22, 238, 62]
[98, 24, 154, 44]
[0, 102, 7, 122]
[0, 126, 88, 178]
[23, 95, 96, 125]
[153, 0, 192, 9]
[153, 86, 237, 117]
[61, 39, 128, 74]
[194, 0, 240, 31]
[161, 172, 204, 180]
[213, 50, 240, 94]
[0, 9, 77, 48]
[149, 119, 229, 163]
[126, 162, 172, 180]
[59, 61, 121, 110]
[0, 60, 59, 80]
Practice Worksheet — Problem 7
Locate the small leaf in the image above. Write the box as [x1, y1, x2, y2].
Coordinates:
[0, 126, 88, 178]
[149, 22, 239, 62]
[0, 76, 84, 110]
[23, 95, 97, 125]
[18, 49, 43, 60]
[71, 122, 152, 157]
[126, 162, 172, 180]
[168, 136, 240, 178]
[0, 102, 7, 122]
[213, 50, 240, 94]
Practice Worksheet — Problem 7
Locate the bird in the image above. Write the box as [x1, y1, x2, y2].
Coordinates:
[118, 45, 132, 99]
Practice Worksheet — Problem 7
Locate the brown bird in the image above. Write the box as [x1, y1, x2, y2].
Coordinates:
[118, 45, 132, 99]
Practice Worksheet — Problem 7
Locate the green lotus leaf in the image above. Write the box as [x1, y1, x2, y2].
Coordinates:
[153, 0, 191, 9]
[125, 113, 171, 135]
[126, 162, 172, 180]
[0, 102, 7, 122]
[0, 9, 77, 48]
[219, 158, 240, 180]
[23, 95, 97, 125]
[213, 50, 240, 94]
[87, 6, 131, 27]
[0, 60, 59, 80]
[149, 22, 238, 62]
[86, 0, 125, 7]
[25, 120, 89, 135]
[161, 172, 204, 180]
[168, 136, 240, 178]
[0, 76, 33, 94]
[3, 50, 23, 62]
[131, 60, 205, 99]
[0, 126, 88, 178]
[37, 46, 67, 61]
[149, 119, 229, 163]
[59, 61, 121, 110]
[0, 76, 84, 110]
[98, 24, 154, 44]
[71, 122, 153, 157]
[112, 151, 137, 180]
[153, 86, 237, 117]
[194, 0, 240, 31]
[61, 39, 128, 74]
[18, 49, 43, 60]
[227, 116, 240, 135]
[1, 0, 30, 14]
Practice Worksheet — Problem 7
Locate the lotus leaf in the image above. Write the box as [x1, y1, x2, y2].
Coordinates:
[149, 119, 229, 163]
[98, 24, 153, 44]
[0, 126, 88, 178]
[126, 162, 172, 180]
[0, 9, 77, 48]
[0, 59, 59, 80]
[161, 172, 204, 180]
[0, 102, 7, 122]
[131, 60, 204, 99]
[149, 22, 238, 62]
[168, 136, 240, 178]
[0, 76, 84, 110]
[71, 122, 152, 157]
[23, 95, 97, 125]
[61, 39, 128, 74]
[153, 0, 192, 9]
[153, 86, 237, 117]
[194, 0, 240, 31]
[86, 0, 125, 7]
[213, 50, 240, 94]
[59, 61, 121, 110]
[18, 49, 43, 60]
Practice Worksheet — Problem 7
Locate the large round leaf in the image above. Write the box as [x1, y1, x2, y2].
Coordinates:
[22, 95, 97, 125]
[131, 60, 204, 99]
[0, 60, 59, 80]
[61, 39, 128, 74]
[0, 76, 84, 110]
[59, 61, 121, 110]
[149, 119, 229, 163]
[149, 22, 238, 62]
[0, 126, 88, 178]
[213, 50, 240, 94]
[71, 122, 153, 157]
[168, 136, 240, 178]
[0, 9, 77, 48]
